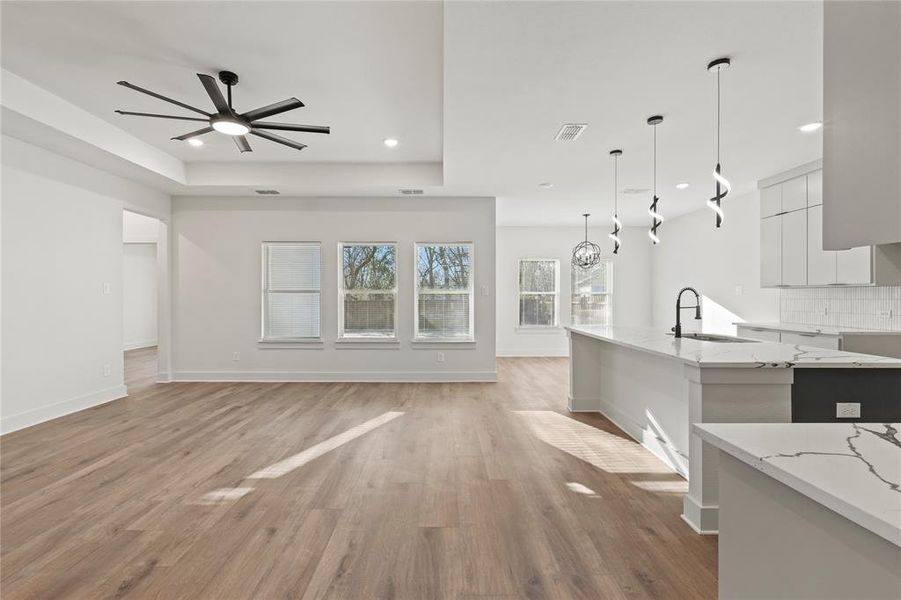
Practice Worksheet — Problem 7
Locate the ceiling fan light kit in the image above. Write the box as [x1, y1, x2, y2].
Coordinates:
[116, 70, 329, 153]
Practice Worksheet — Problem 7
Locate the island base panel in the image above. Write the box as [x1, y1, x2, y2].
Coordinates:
[719, 453, 901, 600]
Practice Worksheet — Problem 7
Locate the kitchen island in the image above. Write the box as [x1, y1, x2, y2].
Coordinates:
[695, 422, 900, 599]
[566, 325, 901, 533]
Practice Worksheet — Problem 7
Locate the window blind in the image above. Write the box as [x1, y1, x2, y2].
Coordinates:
[340, 244, 397, 338]
[262, 242, 321, 339]
[415, 244, 473, 339]
[571, 261, 612, 326]
[519, 259, 558, 327]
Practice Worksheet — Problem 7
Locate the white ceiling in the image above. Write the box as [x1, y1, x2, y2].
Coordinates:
[0, 1, 444, 163]
[1, 1, 823, 226]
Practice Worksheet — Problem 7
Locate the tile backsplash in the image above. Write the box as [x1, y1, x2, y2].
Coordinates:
[780, 287, 901, 331]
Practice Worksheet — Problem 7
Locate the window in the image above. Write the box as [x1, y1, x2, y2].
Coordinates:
[571, 261, 612, 326]
[262, 242, 321, 340]
[518, 259, 559, 327]
[415, 243, 474, 340]
[339, 243, 397, 338]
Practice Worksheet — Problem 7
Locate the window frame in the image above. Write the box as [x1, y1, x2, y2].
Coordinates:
[260, 241, 322, 342]
[517, 258, 560, 329]
[570, 260, 614, 327]
[337, 241, 399, 341]
[413, 242, 475, 342]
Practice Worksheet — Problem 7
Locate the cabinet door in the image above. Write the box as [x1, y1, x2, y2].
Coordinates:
[836, 246, 872, 284]
[760, 185, 782, 218]
[781, 332, 841, 350]
[737, 326, 781, 342]
[807, 170, 823, 207]
[807, 204, 837, 285]
[782, 175, 808, 213]
[760, 217, 782, 287]
[760, 216, 782, 286]
[782, 209, 807, 286]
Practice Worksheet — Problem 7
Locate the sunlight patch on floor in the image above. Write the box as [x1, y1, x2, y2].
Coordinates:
[514, 410, 674, 475]
[248, 411, 405, 479]
[197, 487, 255, 505]
[565, 481, 599, 496]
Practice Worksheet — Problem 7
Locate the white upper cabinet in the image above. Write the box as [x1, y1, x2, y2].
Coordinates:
[807, 205, 837, 286]
[760, 185, 782, 218]
[781, 176, 807, 214]
[823, 1, 901, 248]
[758, 165, 901, 287]
[781, 209, 807, 286]
[760, 216, 782, 287]
[807, 170, 822, 208]
[836, 246, 872, 285]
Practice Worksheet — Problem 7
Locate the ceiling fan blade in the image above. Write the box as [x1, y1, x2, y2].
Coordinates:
[241, 98, 304, 122]
[250, 129, 307, 151]
[251, 122, 330, 134]
[234, 135, 252, 153]
[197, 73, 230, 114]
[115, 110, 208, 122]
[117, 81, 210, 116]
[171, 126, 214, 141]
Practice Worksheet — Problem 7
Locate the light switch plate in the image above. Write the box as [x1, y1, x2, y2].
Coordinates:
[836, 402, 861, 419]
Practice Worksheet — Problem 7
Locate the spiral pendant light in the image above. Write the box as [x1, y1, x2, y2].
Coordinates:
[572, 213, 602, 268]
[707, 57, 732, 228]
[647, 115, 664, 245]
[609, 149, 623, 254]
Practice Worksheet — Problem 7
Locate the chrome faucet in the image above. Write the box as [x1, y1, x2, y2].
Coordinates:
[673, 287, 702, 338]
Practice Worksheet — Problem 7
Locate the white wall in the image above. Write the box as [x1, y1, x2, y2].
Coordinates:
[496, 226, 652, 356]
[650, 190, 780, 335]
[170, 195, 496, 381]
[123, 210, 160, 243]
[1, 135, 170, 433]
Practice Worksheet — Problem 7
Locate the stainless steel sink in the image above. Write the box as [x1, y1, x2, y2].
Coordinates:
[666, 332, 760, 343]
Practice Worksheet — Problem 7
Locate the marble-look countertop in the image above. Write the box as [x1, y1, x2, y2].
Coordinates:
[694, 422, 901, 547]
[736, 321, 901, 337]
[566, 326, 901, 368]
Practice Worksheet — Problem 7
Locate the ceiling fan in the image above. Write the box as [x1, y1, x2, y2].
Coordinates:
[115, 70, 329, 153]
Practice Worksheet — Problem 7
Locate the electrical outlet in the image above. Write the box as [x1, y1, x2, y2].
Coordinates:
[436, 352, 445, 363]
[102, 282, 111, 295]
[102, 364, 111, 377]
[836, 402, 861, 419]
[232, 352, 240, 361]
[734, 285, 744, 296]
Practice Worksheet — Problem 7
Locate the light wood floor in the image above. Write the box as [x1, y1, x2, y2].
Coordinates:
[1, 352, 717, 599]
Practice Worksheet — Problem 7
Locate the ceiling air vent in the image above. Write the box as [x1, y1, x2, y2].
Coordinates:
[554, 123, 588, 141]
[399, 188, 424, 195]
[255, 189, 280, 195]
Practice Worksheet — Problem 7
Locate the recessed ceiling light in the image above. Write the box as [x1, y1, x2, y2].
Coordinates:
[676, 182, 689, 189]
[187, 138, 204, 147]
[538, 182, 554, 188]
[798, 122, 822, 133]
[383, 138, 399, 148]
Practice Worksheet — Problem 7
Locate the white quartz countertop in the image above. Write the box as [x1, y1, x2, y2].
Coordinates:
[736, 321, 901, 337]
[566, 326, 901, 368]
[694, 422, 901, 547]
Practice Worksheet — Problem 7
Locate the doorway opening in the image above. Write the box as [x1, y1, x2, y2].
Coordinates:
[123, 210, 161, 392]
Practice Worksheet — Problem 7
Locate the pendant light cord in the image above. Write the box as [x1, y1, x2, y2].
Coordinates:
[717, 66, 721, 163]
[614, 154, 618, 214]
[653, 123, 657, 196]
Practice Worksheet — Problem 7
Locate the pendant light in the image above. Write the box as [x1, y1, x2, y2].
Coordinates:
[572, 213, 602, 268]
[609, 149, 623, 254]
[707, 57, 732, 227]
[647, 115, 664, 245]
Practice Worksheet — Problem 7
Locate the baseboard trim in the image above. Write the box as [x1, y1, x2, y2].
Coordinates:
[496, 349, 569, 357]
[124, 340, 157, 351]
[171, 370, 498, 383]
[0, 384, 128, 435]
[682, 495, 719, 535]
